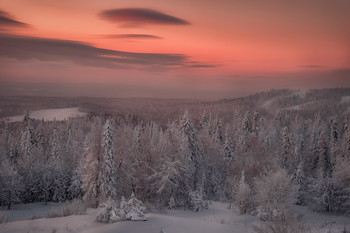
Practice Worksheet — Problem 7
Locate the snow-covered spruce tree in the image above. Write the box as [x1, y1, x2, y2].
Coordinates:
[51, 170, 68, 202]
[308, 131, 335, 212]
[49, 126, 70, 202]
[253, 111, 260, 136]
[236, 170, 251, 214]
[200, 111, 209, 130]
[329, 119, 340, 169]
[100, 118, 118, 201]
[294, 162, 306, 205]
[343, 116, 350, 158]
[309, 113, 321, 173]
[317, 131, 332, 178]
[38, 164, 53, 203]
[332, 156, 350, 213]
[68, 161, 83, 199]
[212, 116, 223, 145]
[309, 175, 335, 212]
[82, 127, 101, 207]
[178, 111, 204, 210]
[66, 124, 73, 149]
[133, 122, 145, 154]
[223, 125, 234, 162]
[242, 111, 253, 133]
[254, 168, 297, 220]
[0, 157, 23, 210]
[20, 111, 36, 157]
[8, 133, 19, 164]
[279, 126, 291, 171]
[50, 127, 61, 160]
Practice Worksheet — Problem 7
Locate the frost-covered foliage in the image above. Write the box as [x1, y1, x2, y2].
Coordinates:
[0, 157, 23, 209]
[96, 193, 147, 223]
[254, 168, 297, 220]
[236, 171, 251, 214]
[189, 187, 207, 212]
[96, 197, 122, 223]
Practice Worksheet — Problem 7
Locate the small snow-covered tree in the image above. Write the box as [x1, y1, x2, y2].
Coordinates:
[309, 176, 335, 212]
[51, 170, 68, 202]
[294, 162, 306, 205]
[242, 111, 253, 133]
[236, 170, 251, 214]
[68, 164, 83, 199]
[38, 165, 53, 203]
[254, 168, 297, 220]
[0, 158, 23, 209]
[253, 111, 260, 135]
[200, 112, 209, 130]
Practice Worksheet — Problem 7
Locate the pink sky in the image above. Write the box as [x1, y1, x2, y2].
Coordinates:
[0, 0, 349, 98]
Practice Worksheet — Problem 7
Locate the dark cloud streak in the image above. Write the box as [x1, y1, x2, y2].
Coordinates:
[298, 65, 323, 68]
[102, 34, 162, 39]
[0, 34, 213, 70]
[99, 8, 190, 27]
[0, 10, 28, 27]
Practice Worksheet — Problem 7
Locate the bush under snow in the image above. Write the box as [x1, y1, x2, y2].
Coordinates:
[96, 193, 147, 223]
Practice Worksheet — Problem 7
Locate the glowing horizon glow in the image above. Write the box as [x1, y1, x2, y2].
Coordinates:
[0, 0, 349, 99]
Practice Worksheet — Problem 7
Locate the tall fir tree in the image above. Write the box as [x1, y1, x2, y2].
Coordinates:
[317, 131, 332, 178]
[178, 111, 203, 207]
[223, 126, 234, 162]
[280, 126, 291, 170]
[20, 111, 36, 157]
[212, 117, 223, 145]
[82, 126, 101, 207]
[100, 118, 118, 200]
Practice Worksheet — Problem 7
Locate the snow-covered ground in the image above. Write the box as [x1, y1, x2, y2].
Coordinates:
[292, 205, 350, 233]
[3, 202, 64, 222]
[262, 90, 305, 109]
[1, 202, 349, 233]
[3, 107, 86, 122]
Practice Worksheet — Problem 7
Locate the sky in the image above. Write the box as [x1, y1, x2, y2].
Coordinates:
[0, 0, 349, 99]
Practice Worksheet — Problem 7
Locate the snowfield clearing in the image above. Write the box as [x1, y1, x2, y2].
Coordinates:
[1, 202, 350, 233]
[3, 107, 86, 122]
[1, 202, 255, 233]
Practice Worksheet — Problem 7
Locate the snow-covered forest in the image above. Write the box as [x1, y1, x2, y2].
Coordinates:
[1, 88, 350, 232]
